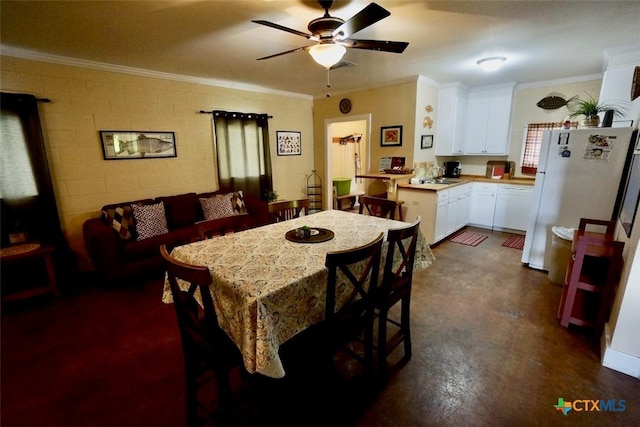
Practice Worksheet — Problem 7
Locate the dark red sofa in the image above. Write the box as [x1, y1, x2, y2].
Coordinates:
[83, 190, 268, 284]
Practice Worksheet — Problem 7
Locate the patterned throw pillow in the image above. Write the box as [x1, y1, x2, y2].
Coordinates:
[131, 202, 169, 241]
[200, 195, 235, 220]
[102, 206, 135, 241]
[231, 190, 247, 214]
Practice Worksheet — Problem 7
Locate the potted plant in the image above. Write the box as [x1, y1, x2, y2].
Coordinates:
[567, 93, 626, 128]
[264, 190, 278, 203]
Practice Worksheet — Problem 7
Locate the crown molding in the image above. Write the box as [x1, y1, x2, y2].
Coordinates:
[0, 45, 313, 101]
[516, 73, 602, 90]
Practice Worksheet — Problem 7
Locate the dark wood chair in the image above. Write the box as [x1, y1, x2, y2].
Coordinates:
[160, 245, 244, 426]
[578, 217, 616, 237]
[193, 213, 250, 241]
[324, 232, 384, 374]
[268, 198, 309, 223]
[376, 216, 421, 378]
[358, 195, 403, 220]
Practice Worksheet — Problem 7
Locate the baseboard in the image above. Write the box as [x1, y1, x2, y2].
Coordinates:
[600, 323, 640, 379]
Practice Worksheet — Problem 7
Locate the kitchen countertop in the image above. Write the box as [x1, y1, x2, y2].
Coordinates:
[398, 175, 535, 192]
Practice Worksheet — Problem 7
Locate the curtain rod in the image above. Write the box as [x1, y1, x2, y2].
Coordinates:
[199, 110, 273, 119]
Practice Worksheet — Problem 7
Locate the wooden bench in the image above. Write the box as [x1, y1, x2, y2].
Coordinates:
[334, 190, 365, 210]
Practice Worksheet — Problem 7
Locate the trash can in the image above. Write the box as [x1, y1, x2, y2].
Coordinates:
[548, 226, 574, 285]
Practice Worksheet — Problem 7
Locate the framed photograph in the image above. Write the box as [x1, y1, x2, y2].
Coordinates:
[380, 125, 402, 147]
[421, 135, 433, 149]
[276, 131, 301, 156]
[100, 131, 176, 160]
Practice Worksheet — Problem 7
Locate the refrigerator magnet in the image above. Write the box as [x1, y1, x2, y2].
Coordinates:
[558, 132, 570, 145]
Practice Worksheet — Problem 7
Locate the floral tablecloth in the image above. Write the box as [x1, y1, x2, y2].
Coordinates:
[162, 210, 434, 378]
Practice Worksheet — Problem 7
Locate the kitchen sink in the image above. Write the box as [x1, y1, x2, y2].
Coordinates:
[432, 178, 462, 184]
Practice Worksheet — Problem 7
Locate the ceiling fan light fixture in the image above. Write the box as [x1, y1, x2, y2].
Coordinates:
[477, 56, 506, 71]
[309, 43, 346, 69]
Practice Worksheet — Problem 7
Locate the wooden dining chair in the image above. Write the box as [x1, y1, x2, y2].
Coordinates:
[376, 216, 421, 378]
[193, 213, 250, 241]
[358, 195, 403, 220]
[160, 245, 244, 426]
[324, 232, 384, 374]
[268, 198, 309, 223]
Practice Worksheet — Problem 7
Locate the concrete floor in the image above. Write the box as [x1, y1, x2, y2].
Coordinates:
[352, 227, 639, 426]
[2, 226, 638, 426]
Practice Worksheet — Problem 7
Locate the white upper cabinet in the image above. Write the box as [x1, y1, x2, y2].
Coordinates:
[463, 85, 515, 155]
[435, 84, 468, 156]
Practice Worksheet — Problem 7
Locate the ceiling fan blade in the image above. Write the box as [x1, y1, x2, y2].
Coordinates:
[252, 20, 312, 39]
[332, 3, 390, 40]
[256, 46, 309, 61]
[330, 60, 357, 70]
[340, 39, 408, 53]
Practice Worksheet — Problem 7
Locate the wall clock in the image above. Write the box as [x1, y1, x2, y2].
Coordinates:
[339, 98, 352, 114]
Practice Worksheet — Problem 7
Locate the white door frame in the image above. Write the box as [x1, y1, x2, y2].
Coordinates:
[324, 114, 372, 210]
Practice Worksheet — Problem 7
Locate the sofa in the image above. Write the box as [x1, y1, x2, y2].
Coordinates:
[83, 190, 268, 284]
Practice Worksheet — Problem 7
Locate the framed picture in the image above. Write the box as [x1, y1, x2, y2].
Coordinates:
[380, 125, 402, 147]
[421, 135, 433, 149]
[276, 131, 301, 156]
[100, 131, 176, 160]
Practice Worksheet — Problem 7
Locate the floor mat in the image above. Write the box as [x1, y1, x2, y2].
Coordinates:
[502, 235, 525, 250]
[449, 231, 489, 247]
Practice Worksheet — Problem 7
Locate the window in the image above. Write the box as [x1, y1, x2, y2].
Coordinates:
[212, 111, 273, 202]
[521, 121, 578, 174]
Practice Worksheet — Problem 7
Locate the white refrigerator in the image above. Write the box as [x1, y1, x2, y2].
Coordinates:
[521, 127, 634, 270]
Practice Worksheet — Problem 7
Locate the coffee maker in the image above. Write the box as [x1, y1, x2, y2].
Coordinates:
[443, 161, 462, 178]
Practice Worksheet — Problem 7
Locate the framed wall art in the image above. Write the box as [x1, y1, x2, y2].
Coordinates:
[380, 125, 402, 147]
[276, 131, 301, 156]
[421, 135, 433, 149]
[100, 131, 176, 160]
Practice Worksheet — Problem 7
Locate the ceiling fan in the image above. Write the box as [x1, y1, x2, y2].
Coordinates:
[252, 1, 409, 69]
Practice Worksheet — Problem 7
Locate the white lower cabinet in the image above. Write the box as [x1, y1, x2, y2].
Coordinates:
[468, 182, 497, 228]
[434, 183, 471, 242]
[398, 181, 530, 243]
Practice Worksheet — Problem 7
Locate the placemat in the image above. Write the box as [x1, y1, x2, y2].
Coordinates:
[285, 228, 334, 243]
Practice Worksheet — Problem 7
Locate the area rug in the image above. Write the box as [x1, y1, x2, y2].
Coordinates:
[502, 235, 525, 250]
[449, 231, 489, 247]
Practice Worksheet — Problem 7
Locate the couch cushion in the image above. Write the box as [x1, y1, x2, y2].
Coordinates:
[200, 194, 235, 220]
[157, 193, 201, 229]
[132, 201, 169, 241]
[231, 190, 247, 214]
[102, 205, 135, 241]
[122, 227, 195, 260]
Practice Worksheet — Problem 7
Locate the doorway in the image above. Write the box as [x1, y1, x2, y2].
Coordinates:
[324, 114, 371, 209]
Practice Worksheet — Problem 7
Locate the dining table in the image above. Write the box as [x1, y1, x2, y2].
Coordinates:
[162, 209, 435, 378]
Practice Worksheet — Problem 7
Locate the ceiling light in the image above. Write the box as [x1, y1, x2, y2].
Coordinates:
[477, 56, 506, 71]
[309, 44, 346, 69]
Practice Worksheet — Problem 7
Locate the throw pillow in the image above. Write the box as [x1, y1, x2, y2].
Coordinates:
[102, 205, 135, 241]
[200, 195, 235, 220]
[231, 190, 247, 214]
[131, 202, 169, 241]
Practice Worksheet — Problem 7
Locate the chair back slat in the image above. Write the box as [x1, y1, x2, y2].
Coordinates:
[382, 216, 421, 292]
[268, 198, 310, 223]
[325, 233, 384, 318]
[359, 196, 399, 219]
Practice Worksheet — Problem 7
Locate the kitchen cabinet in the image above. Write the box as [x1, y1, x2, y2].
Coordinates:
[468, 182, 497, 228]
[399, 183, 471, 244]
[493, 184, 533, 231]
[463, 85, 514, 155]
[435, 85, 468, 156]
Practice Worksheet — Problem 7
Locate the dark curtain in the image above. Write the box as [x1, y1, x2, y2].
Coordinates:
[212, 111, 273, 201]
[0, 93, 65, 249]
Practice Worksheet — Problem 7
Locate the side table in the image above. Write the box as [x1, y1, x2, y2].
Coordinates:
[1, 243, 58, 303]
